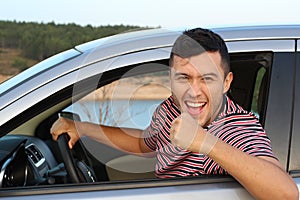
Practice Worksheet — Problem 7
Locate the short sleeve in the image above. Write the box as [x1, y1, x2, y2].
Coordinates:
[143, 107, 160, 151]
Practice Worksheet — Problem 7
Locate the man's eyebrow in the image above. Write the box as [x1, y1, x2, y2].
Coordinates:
[173, 72, 219, 78]
[174, 72, 188, 76]
[202, 72, 219, 77]
[173, 72, 190, 77]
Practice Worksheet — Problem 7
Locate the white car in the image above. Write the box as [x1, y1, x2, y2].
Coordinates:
[0, 25, 300, 199]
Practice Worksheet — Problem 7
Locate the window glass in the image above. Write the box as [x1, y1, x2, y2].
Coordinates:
[229, 52, 272, 122]
[251, 67, 266, 117]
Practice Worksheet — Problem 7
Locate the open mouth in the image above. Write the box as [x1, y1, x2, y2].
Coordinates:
[184, 101, 206, 116]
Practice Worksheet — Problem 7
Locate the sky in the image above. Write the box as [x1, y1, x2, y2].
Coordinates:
[1, 0, 300, 29]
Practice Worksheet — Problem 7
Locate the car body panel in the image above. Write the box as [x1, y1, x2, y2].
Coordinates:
[265, 52, 295, 169]
[289, 42, 300, 173]
[3, 184, 254, 200]
[0, 25, 300, 199]
[226, 40, 294, 52]
[214, 25, 300, 41]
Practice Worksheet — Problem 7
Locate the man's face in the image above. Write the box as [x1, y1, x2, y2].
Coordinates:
[170, 52, 233, 127]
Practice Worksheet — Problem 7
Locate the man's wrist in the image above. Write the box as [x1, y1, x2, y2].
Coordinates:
[199, 133, 218, 155]
[74, 121, 86, 138]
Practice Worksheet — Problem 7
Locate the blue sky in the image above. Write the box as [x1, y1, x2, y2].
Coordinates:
[1, 0, 300, 29]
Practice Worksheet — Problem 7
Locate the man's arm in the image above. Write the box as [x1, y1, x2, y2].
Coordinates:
[170, 114, 299, 200]
[208, 139, 298, 200]
[50, 117, 153, 156]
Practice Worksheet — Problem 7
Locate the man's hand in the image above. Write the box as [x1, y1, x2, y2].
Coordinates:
[50, 117, 80, 149]
[170, 113, 205, 152]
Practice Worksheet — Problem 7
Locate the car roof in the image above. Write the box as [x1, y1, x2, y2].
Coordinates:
[75, 25, 300, 54]
[214, 24, 300, 41]
[75, 28, 181, 53]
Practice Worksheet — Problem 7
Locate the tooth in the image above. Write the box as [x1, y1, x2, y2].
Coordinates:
[186, 102, 204, 107]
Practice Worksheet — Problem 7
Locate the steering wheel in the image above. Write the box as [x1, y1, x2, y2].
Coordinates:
[57, 133, 97, 183]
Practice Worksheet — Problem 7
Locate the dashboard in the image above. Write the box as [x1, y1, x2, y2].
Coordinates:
[0, 135, 62, 187]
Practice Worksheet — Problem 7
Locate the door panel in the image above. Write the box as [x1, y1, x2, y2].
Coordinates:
[289, 41, 300, 173]
[264, 52, 295, 169]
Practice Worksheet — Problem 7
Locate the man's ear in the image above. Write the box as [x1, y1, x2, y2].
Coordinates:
[223, 72, 233, 94]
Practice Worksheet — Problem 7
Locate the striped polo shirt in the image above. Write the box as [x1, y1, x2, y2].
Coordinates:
[143, 95, 275, 178]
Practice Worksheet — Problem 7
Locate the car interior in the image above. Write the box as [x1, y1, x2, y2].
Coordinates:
[0, 51, 273, 187]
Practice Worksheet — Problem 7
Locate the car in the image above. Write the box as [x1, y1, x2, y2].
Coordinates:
[0, 25, 299, 199]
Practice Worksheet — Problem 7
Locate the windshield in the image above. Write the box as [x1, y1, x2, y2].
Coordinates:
[0, 49, 81, 96]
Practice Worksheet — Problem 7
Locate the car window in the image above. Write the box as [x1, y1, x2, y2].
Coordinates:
[60, 52, 273, 182]
[251, 67, 267, 117]
[229, 52, 272, 125]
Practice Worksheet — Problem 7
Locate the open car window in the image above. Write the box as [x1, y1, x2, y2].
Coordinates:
[58, 51, 272, 182]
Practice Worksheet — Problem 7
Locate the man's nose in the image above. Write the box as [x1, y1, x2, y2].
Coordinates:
[187, 81, 204, 97]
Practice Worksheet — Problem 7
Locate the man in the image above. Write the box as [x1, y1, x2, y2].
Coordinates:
[51, 28, 298, 199]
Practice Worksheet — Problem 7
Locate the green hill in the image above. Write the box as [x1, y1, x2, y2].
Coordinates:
[0, 48, 37, 82]
[0, 20, 145, 83]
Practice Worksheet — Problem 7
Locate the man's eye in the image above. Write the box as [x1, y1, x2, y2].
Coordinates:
[203, 77, 214, 81]
[178, 76, 188, 80]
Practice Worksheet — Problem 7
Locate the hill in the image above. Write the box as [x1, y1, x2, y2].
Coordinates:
[0, 20, 144, 83]
[0, 48, 37, 82]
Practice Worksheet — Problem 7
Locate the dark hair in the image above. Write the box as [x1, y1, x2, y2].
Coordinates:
[170, 28, 230, 76]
